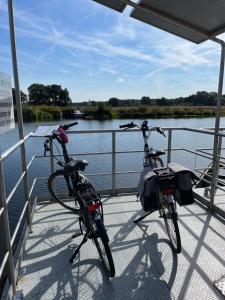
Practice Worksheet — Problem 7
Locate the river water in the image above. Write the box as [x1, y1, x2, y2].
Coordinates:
[0, 117, 223, 250]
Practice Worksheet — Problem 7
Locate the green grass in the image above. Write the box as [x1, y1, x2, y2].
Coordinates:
[14, 104, 222, 122]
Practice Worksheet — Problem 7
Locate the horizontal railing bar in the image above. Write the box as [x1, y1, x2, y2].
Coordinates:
[195, 169, 225, 186]
[11, 202, 28, 246]
[183, 127, 225, 137]
[195, 149, 225, 161]
[6, 155, 34, 205]
[29, 178, 37, 198]
[34, 149, 186, 160]
[29, 127, 225, 138]
[195, 170, 225, 192]
[182, 148, 220, 161]
[0, 251, 9, 280]
[196, 147, 225, 151]
[67, 128, 168, 134]
[194, 167, 211, 171]
[35, 147, 217, 161]
[67, 127, 225, 135]
[83, 172, 111, 176]
[0, 206, 4, 219]
[27, 156, 35, 170]
[0, 132, 31, 162]
[194, 173, 213, 186]
[6, 171, 26, 205]
[34, 152, 113, 158]
[85, 171, 141, 177]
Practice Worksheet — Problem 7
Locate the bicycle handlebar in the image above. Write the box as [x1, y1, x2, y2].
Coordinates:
[43, 121, 79, 156]
[119, 122, 135, 129]
[61, 121, 78, 131]
[119, 121, 166, 137]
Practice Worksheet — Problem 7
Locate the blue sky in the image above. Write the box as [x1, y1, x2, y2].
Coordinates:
[0, 0, 223, 102]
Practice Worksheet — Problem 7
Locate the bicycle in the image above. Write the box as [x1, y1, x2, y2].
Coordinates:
[43, 121, 115, 277]
[119, 121, 181, 253]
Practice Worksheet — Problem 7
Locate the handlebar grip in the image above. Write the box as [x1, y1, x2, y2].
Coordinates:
[119, 124, 130, 128]
[157, 127, 166, 137]
[119, 122, 135, 129]
[62, 121, 78, 131]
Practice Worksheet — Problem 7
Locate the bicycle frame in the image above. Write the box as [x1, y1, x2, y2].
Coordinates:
[140, 124, 164, 169]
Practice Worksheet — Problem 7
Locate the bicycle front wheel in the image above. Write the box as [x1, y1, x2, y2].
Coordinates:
[93, 218, 115, 277]
[161, 195, 181, 253]
[48, 170, 80, 213]
[154, 157, 164, 168]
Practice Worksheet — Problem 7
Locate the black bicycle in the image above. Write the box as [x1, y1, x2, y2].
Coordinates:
[119, 121, 181, 253]
[44, 122, 115, 277]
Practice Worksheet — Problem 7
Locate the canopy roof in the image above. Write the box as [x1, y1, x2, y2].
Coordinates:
[93, 0, 225, 44]
[93, 0, 126, 12]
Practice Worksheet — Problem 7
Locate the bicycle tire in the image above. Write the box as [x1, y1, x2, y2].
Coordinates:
[48, 170, 88, 213]
[93, 218, 115, 277]
[161, 195, 181, 253]
[154, 157, 164, 168]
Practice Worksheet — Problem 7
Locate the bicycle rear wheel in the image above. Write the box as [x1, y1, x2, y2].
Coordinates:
[160, 194, 181, 253]
[48, 170, 81, 212]
[93, 218, 115, 277]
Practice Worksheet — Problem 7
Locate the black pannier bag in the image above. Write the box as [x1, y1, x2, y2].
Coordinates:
[137, 167, 159, 211]
[168, 162, 198, 206]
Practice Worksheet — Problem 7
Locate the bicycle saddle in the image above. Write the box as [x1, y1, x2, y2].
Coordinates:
[64, 158, 88, 174]
[146, 148, 166, 158]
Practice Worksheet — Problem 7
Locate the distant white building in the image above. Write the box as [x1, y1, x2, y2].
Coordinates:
[0, 72, 14, 134]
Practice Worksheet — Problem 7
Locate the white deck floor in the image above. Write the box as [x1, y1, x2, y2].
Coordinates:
[18, 195, 225, 300]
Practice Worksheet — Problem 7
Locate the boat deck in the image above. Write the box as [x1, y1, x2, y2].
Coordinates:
[18, 195, 225, 300]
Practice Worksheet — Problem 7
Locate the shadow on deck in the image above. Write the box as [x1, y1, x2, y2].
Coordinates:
[18, 195, 225, 300]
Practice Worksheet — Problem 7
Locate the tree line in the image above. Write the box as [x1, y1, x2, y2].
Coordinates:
[12, 85, 224, 107]
[76, 91, 224, 107]
[12, 83, 71, 107]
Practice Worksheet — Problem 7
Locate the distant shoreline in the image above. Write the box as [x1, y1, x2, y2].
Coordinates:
[16, 104, 221, 122]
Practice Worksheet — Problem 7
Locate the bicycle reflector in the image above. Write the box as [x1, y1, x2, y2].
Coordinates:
[87, 203, 101, 213]
[162, 188, 174, 195]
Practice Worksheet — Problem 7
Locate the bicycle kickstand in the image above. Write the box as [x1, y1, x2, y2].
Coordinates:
[69, 232, 88, 263]
[133, 209, 156, 224]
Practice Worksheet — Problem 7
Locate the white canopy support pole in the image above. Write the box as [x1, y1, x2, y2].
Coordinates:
[8, 0, 31, 230]
[210, 42, 225, 210]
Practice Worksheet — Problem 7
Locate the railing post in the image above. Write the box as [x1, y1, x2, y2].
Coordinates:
[213, 135, 223, 195]
[49, 140, 55, 201]
[210, 43, 225, 211]
[112, 131, 116, 195]
[50, 140, 55, 175]
[167, 129, 172, 165]
[0, 159, 16, 293]
[8, 0, 31, 232]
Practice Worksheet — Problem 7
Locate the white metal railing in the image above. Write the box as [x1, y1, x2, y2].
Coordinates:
[1, 126, 225, 299]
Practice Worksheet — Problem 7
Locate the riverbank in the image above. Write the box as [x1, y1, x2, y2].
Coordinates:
[17, 104, 222, 122]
